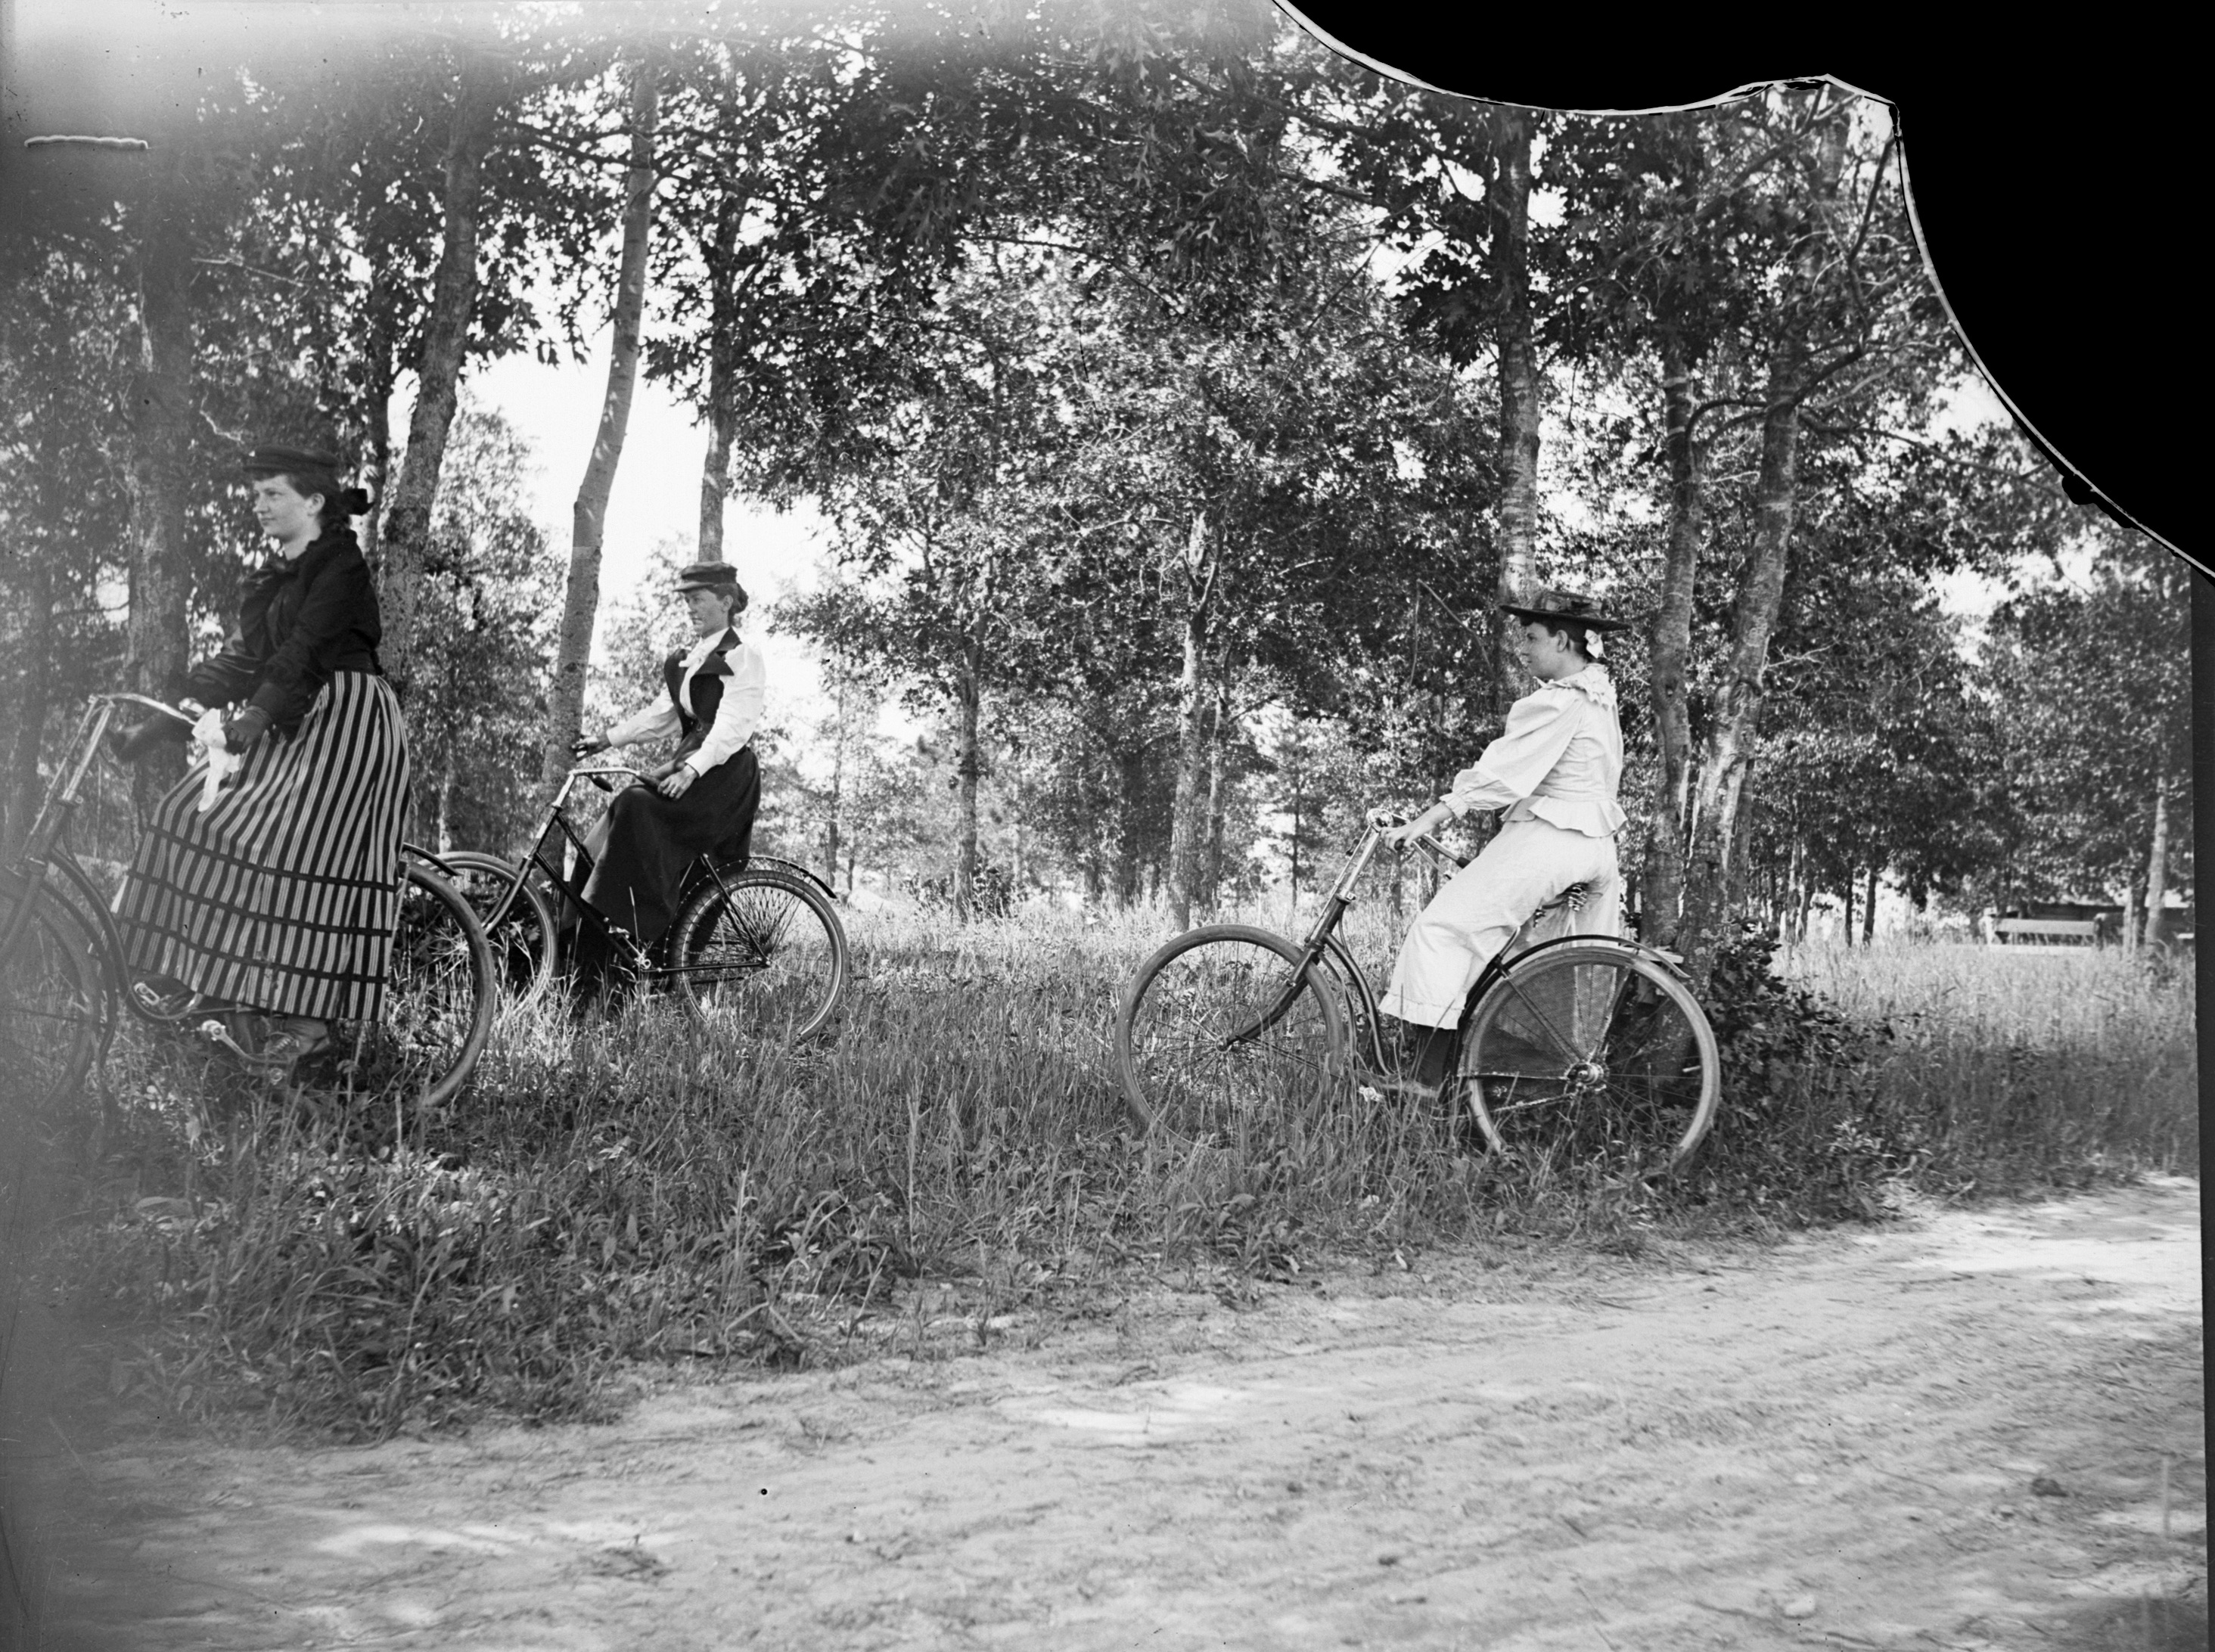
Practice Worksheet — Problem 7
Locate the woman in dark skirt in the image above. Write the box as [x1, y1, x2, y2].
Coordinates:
[113, 445, 411, 1072]
[569, 561, 765, 974]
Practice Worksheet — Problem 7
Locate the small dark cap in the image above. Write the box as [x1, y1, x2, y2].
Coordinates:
[241, 444, 343, 478]
[1501, 587, 1636, 634]
[673, 560, 744, 594]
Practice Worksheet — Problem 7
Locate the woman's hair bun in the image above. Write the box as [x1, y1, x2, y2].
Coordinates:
[337, 486, 374, 517]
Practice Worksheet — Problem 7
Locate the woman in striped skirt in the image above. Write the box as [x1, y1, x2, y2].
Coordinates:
[114, 445, 411, 1072]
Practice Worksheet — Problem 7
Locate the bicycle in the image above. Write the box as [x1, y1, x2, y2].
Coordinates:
[418, 761, 850, 1044]
[0, 694, 496, 1116]
[1114, 807, 1720, 1173]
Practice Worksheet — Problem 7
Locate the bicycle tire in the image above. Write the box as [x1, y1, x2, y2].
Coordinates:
[431, 848, 559, 1012]
[1458, 940, 1719, 1174]
[668, 867, 849, 1045]
[337, 864, 496, 1111]
[1114, 924, 1350, 1140]
[0, 867, 108, 1112]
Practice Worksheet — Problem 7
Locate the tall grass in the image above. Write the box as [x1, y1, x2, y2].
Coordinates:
[1783, 939, 2199, 1185]
[12, 910, 2197, 1442]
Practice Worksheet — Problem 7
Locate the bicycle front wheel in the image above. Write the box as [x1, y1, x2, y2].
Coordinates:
[1459, 940, 1719, 1174]
[668, 868, 849, 1044]
[0, 868, 107, 1112]
[343, 865, 496, 1110]
[1114, 924, 1349, 1140]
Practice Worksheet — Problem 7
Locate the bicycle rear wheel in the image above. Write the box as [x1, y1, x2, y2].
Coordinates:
[1459, 940, 1718, 1174]
[1114, 924, 1348, 1140]
[668, 868, 848, 1044]
[432, 849, 558, 1011]
[338, 865, 495, 1110]
[0, 868, 107, 1112]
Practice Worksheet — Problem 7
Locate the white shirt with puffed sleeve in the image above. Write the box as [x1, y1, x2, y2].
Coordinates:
[1438, 663, 1625, 837]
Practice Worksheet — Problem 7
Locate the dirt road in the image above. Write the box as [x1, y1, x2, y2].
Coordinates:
[40, 1178, 2205, 1650]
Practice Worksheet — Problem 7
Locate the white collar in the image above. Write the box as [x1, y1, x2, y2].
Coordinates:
[1551, 663, 1617, 710]
[679, 627, 736, 672]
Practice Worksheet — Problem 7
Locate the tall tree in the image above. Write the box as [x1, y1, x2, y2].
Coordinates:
[377, 54, 507, 696]
[545, 54, 660, 789]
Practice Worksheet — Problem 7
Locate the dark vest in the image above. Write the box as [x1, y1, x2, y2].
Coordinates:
[661, 629, 741, 763]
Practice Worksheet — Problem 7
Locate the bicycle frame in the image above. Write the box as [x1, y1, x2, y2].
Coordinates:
[1236, 810, 1684, 1076]
[2, 695, 182, 959]
[1222, 813, 1466, 1073]
[468, 763, 809, 980]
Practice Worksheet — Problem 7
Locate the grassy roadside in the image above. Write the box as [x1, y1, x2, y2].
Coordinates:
[5, 908, 2198, 1444]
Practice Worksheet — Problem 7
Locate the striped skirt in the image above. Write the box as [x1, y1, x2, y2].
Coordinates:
[117, 671, 412, 1023]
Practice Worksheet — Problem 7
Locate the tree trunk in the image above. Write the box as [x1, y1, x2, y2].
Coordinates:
[378, 63, 502, 699]
[825, 673, 846, 889]
[1166, 511, 1213, 930]
[1862, 864, 1878, 945]
[1841, 872, 1855, 947]
[952, 635, 982, 922]
[359, 275, 399, 573]
[697, 180, 744, 561]
[126, 182, 195, 816]
[1114, 746, 1145, 908]
[1678, 336, 1806, 991]
[545, 59, 658, 788]
[1490, 104, 1540, 720]
[2143, 771, 2172, 947]
[1723, 765, 1754, 919]
[1642, 329, 1703, 947]
[1201, 666, 1231, 913]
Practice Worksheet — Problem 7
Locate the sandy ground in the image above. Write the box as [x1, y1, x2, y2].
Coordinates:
[31, 1176, 2206, 1651]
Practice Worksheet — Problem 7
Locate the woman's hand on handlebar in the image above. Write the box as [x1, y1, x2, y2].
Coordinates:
[1382, 803, 1450, 852]
[571, 731, 610, 759]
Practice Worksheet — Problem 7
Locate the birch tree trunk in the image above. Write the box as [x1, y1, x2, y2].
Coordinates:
[1167, 511, 1214, 930]
[697, 182, 743, 561]
[952, 632, 983, 922]
[1641, 330, 1704, 946]
[544, 59, 659, 788]
[2142, 772, 2171, 947]
[1490, 106, 1540, 720]
[378, 63, 502, 697]
[126, 182, 195, 815]
[1201, 663, 1231, 913]
[825, 670, 847, 890]
[1678, 335, 1806, 989]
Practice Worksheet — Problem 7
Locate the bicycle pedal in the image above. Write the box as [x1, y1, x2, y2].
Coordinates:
[197, 1017, 257, 1061]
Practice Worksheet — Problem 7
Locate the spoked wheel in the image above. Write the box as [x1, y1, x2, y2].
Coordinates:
[334, 865, 496, 1110]
[432, 849, 558, 1012]
[668, 868, 849, 1044]
[1459, 940, 1718, 1175]
[0, 868, 108, 1113]
[1114, 924, 1349, 1141]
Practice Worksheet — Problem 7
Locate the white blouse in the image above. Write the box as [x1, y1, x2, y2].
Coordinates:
[1440, 663, 1626, 837]
[602, 627, 767, 778]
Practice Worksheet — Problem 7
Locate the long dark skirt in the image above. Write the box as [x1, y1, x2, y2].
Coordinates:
[117, 671, 411, 1023]
[577, 747, 760, 953]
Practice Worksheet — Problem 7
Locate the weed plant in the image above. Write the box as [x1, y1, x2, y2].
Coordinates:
[8, 905, 2197, 1441]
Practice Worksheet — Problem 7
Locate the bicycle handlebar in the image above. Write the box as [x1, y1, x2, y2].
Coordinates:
[104, 692, 197, 725]
[571, 762, 648, 793]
